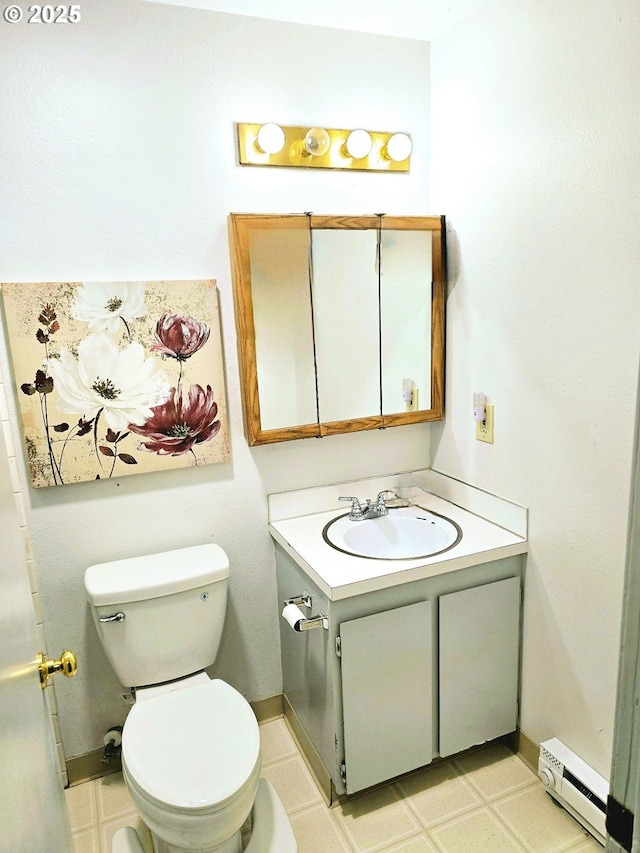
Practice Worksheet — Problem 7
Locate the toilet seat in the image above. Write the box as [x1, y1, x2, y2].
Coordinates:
[123, 678, 261, 812]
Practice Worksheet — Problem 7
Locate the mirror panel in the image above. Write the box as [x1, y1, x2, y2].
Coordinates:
[249, 225, 317, 430]
[312, 229, 380, 423]
[228, 214, 446, 446]
[380, 228, 433, 415]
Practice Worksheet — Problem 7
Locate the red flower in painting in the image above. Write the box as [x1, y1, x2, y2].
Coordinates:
[151, 313, 210, 361]
[129, 385, 221, 456]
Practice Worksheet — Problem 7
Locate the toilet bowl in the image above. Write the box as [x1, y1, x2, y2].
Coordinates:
[112, 675, 297, 853]
[122, 676, 263, 853]
[84, 545, 297, 853]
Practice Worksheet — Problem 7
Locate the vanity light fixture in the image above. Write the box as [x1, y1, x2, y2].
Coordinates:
[236, 122, 411, 172]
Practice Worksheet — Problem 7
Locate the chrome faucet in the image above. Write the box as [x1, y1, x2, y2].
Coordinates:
[339, 491, 392, 521]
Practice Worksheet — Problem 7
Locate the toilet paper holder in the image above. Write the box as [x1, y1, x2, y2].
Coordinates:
[285, 594, 312, 609]
[282, 594, 328, 632]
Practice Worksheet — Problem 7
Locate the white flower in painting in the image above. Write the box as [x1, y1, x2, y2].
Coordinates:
[71, 282, 147, 334]
[48, 333, 171, 433]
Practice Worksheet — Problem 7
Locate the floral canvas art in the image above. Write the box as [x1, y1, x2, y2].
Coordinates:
[1, 280, 230, 487]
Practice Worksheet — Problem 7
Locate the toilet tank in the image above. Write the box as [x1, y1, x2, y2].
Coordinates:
[84, 544, 230, 688]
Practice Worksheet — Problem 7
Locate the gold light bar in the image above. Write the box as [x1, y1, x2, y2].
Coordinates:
[236, 123, 411, 172]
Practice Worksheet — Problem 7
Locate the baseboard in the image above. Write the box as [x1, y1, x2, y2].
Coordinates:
[251, 693, 284, 724]
[67, 748, 122, 787]
[66, 693, 286, 787]
[516, 728, 540, 774]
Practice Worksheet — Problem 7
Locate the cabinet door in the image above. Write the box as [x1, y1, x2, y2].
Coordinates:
[439, 576, 520, 757]
[340, 600, 433, 793]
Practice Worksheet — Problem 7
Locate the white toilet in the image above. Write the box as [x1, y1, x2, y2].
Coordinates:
[84, 543, 297, 853]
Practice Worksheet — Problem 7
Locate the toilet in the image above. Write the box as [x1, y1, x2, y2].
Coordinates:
[84, 543, 297, 853]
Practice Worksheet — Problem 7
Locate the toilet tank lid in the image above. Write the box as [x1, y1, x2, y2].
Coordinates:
[84, 544, 229, 606]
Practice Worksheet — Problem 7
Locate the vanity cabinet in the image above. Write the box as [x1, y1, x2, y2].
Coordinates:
[275, 545, 522, 798]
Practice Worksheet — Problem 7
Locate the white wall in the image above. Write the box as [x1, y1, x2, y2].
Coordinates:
[430, 0, 640, 777]
[142, 0, 487, 41]
[0, 0, 431, 758]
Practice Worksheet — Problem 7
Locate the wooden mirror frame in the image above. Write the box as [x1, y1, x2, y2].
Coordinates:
[228, 213, 446, 446]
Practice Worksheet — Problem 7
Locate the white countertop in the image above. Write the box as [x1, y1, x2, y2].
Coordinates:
[269, 491, 528, 601]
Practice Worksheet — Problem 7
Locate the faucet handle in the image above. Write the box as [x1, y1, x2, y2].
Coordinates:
[339, 496, 363, 518]
[376, 491, 392, 514]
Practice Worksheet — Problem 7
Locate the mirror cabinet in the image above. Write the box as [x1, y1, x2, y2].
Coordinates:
[228, 213, 446, 446]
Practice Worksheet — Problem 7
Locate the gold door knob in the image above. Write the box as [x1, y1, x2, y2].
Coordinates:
[38, 650, 78, 689]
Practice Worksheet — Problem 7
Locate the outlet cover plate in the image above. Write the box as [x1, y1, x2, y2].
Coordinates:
[476, 404, 494, 444]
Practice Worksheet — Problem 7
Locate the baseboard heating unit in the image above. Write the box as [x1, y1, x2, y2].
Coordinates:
[538, 738, 608, 846]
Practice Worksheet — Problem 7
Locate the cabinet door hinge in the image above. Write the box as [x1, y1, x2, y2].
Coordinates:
[335, 635, 342, 657]
[341, 761, 347, 787]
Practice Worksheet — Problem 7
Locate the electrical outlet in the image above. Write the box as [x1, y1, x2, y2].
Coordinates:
[476, 404, 494, 444]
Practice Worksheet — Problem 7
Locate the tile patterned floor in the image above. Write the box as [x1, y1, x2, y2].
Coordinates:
[65, 718, 604, 853]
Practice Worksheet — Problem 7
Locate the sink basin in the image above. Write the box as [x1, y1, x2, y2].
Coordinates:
[323, 506, 462, 560]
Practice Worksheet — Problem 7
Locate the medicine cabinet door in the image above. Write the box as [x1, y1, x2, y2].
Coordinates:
[311, 227, 380, 424]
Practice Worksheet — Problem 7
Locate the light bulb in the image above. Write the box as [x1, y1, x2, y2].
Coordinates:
[384, 132, 412, 162]
[256, 123, 285, 155]
[345, 129, 372, 159]
[303, 127, 331, 156]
